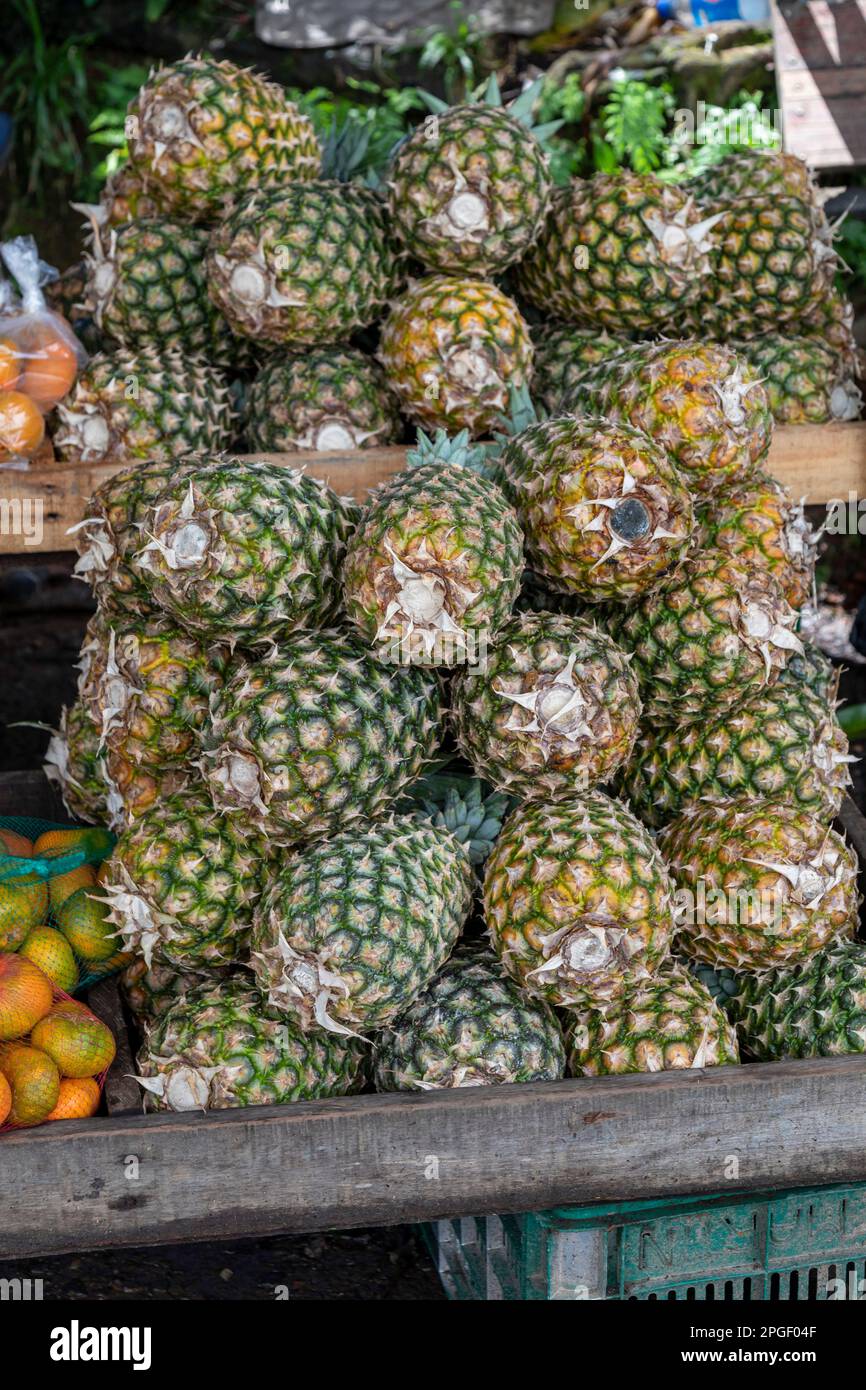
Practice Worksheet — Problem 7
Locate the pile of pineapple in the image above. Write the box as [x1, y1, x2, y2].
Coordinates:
[44, 56, 866, 1108]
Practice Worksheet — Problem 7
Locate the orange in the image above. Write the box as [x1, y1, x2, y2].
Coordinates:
[0, 335, 21, 391]
[0, 952, 54, 1039]
[0, 390, 45, 459]
[0, 1070, 11, 1125]
[0, 873, 49, 951]
[45, 1075, 100, 1121]
[0, 1042, 60, 1126]
[31, 1007, 116, 1078]
[34, 826, 113, 860]
[0, 828, 33, 857]
[48, 862, 97, 912]
[17, 320, 78, 408]
[19, 926, 78, 993]
[56, 886, 117, 962]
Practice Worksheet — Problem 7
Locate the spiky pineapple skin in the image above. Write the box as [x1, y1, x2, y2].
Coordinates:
[561, 341, 772, 498]
[388, 105, 551, 276]
[514, 173, 715, 332]
[451, 610, 641, 801]
[530, 324, 628, 413]
[103, 793, 270, 971]
[374, 947, 565, 1091]
[201, 629, 442, 845]
[500, 416, 694, 602]
[138, 977, 363, 1112]
[621, 681, 850, 829]
[127, 56, 321, 220]
[698, 468, 817, 609]
[250, 818, 474, 1035]
[137, 458, 359, 646]
[244, 347, 400, 453]
[43, 702, 111, 827]
[610, 552, 801, 721]
[121, 956, 221, 1023]
[93, 164, 166, 227]
[567, 963, 740, 1076]
[55, 349, 234, 466]
[689, 148, 820, 208]
[207, 182, 400, 346]
[725, 939, 866, 1060]
[659, 799, 859, 973]
[483, 793, 675, 1010]
[731, 336, 862, 425]
[378, 274, 533, 437]
[343, 460, 524, 667]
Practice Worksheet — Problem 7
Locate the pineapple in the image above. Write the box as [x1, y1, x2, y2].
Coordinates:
[621, 680, 852, 829]
[83, 217, 249, 367]
[398, 769, 510, 867]
[374, 946, 566, 1091]
[378, 274, 533, 437]
[43, 702, 114, 827]
[731, 336, 862, 425]
[136, 976, 363, 1112]
[206, 182, 400, 346]
[102, 791, 270, 970]
[611, 552, 803, 721]
[483, 793, 675, 1010]
[342, 431, 524, 667]
[201, 629, 442, 845]
[801, 286, 862, 373]
[127, 55, 321, 220]
[103, 753, 193, 831]
[659, 799, 859, 972]
[89, 164, 166, 227]
[514, 172, 721, 332]
[780, 642, 837, 702]
[689, 148, 821, 209]
[500, 416, 694, 602]
[55, 349, 235, 466]
[724, 939, 866, 1060]
[387, 77, 553, 277]
[451, 610, 641, 801]
[136, 457, 359, 646]
[121, 956, 219, 1024]
[567, 962, 739, 1076]
[250, 817, 474, 1036]
[561, 341, 772, 498]
[530, 324, 628, 413]
[244, 346, 400, 453]
[698, 468, 819, 609]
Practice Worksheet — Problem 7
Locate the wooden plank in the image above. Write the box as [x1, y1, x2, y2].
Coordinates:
[774, 0, 866, 168]
[0, 426, 864, 556]
[87, 976, 142, 1118]
[3, 1056, 866, 1260]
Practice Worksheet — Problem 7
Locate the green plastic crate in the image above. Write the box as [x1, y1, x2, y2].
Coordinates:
[422, 1184, 866, 1300]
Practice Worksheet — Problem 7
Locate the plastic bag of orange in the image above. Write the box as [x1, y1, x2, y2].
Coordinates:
[0, 236, 87, 468]
[0, 953, 114, 1130]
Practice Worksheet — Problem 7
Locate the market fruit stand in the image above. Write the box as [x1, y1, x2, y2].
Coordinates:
[2, 430, 866, 1271]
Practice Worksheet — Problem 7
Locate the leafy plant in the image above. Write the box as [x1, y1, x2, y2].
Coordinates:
[414, 3, 486, 103]
[836, 216, 866, 297]
[81, 64, 150, 197]
[297, 80, 427, 179]
[664, 91, 782, 180]
[538, 72, 588, 184]
[593, 75, 674, 174]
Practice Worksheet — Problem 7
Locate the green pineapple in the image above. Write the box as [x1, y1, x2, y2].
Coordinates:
[127, 55, 321, 220]
[43, 702, 114, 827]
[483, 792, 675, 1010]
[250, 817, 474, 1036]
[343, 430, 524, 667]
[698, 468, 818, 609]
[398, 768, 511, 867]
[136, 977, 363, 1112]
[659, 798, 859, 973]
[244, 346, 400, 453]
[121, 956, 220, 1024]
[201, 629, 442, 845]
[451, 610, 641, 801]
[137, 457, 359, 646]
[560, 341, 772, 498]
[55, 349, 235, 466]
[514, 172, 721, 332]
[780, 642, 837, 702]
[724, 939, 866, 1060]
[730, 336, 862, 425]
[388, 77, 554, 277]
[530, 324, 628, 413]
[500, 416, 694, 602]
[103, 791, 271, 970]
[621, 680, 852, 829]
[567, 962, 740, 1076]
[689, 148, 820, 208]
[378, 274, 533, 437]
[207, 182, 400, 346]
[374, 946, 566, 1091]
[611, 552, 803, 721]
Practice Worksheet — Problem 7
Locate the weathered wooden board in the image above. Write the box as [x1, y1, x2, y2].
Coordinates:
[1, 425, 864, 555]
[773, 0, 866, 169]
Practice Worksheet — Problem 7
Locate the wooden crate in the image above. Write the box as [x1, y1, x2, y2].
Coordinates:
[1, 771, 866, 1261]
[1, 425, 865, 556]
[773, 0, 866, 170]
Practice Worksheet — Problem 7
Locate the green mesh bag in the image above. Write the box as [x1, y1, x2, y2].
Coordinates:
[0, 815, 121, 993]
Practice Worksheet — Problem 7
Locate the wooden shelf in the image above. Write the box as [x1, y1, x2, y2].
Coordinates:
[0, 425, 864, 556]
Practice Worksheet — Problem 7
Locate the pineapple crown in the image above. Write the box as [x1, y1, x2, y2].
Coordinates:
[406, 426, 500, 481]
[320, 117, 383, 189]
[420, 74, 563, 149]
[401, 766, 512, 866]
